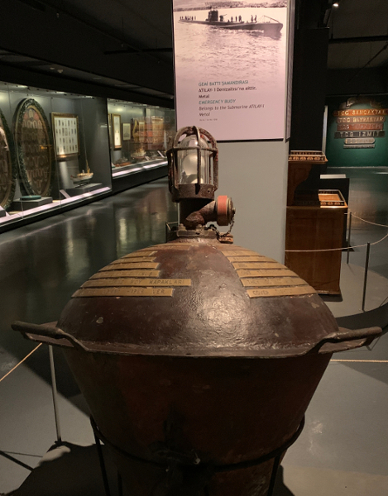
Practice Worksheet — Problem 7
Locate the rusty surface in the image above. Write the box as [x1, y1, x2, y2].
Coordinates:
[56, 239, 343, 358]
[64, 350, 330, 488]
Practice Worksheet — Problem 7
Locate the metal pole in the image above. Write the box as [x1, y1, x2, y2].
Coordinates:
[93, 431, 112, 496]
[347, 212, 352, 264]
[362, 242, 371, 312]
[48, 345, 62, 444]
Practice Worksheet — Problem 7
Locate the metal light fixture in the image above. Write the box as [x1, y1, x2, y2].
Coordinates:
[167, 126, 218, 200]
[167, 126, 234, 232]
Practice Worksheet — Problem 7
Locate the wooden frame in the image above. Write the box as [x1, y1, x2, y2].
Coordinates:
[14, 98, 54, 197]
[108, 113, 113, 148]
[51, 112, 80, 160]
[112, 113, 122, 149]
[122, 122, 131, 141]
[0, 108, 17, 209]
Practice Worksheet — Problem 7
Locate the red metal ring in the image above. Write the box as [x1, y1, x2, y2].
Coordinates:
[217, 195, 229, 226]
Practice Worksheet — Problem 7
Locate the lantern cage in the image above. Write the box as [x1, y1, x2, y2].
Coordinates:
[167, 126, 219, 202]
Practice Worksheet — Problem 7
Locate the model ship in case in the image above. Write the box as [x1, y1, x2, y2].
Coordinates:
[72, 161, 93, 187]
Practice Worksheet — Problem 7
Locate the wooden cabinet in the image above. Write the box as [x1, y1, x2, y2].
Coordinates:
[285, 193, 347, 295]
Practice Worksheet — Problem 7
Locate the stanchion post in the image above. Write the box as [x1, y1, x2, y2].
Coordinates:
[48, 345, 62, 444]
[362, 242, 371, 312]
[347, 212, 352, 264]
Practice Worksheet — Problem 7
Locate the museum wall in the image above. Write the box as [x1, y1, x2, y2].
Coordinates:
[326, 95, 388, 167]
[218, 140, 289, 263]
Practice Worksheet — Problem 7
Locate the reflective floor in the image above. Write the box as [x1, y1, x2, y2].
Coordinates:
[0, 173, 387, 495]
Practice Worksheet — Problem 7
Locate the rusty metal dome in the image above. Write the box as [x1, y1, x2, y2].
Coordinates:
[53, 238, 370, 358]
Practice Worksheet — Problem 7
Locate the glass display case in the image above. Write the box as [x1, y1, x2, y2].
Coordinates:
[107, 99, 176, 192]
[0, 82, 112, 231]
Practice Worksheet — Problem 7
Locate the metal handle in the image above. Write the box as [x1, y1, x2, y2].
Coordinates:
[12, 321, 89, 352]
[315, 326, 382, 354]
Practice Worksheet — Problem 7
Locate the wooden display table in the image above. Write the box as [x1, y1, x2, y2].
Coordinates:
[285, 191, 347, 295]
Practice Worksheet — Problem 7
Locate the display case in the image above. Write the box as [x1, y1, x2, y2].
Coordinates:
[107, 99, 176, 193]
[0, 82, 112, 231]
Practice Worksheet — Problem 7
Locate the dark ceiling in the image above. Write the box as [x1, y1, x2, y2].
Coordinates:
[1, 0, 388, 102]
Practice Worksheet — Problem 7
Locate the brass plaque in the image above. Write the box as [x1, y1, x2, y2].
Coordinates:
[100, 263, 160, 270]
[335, 130, 384, 139]
[334, 109, 388, 116]
[73, 287, 173, 298]
[344, 138, 375, 145]
[152, 244, 193, 249]
[337, 116, 385, 124]
[112, 257, 156, 264]
[233, 262, 284, 269]
[83, 278, 191, 288]
[237, 269, 294, 278]
[337, 123, 383, 131]
[227, 256, 271, 262]
[91, 270, 161, 279]
[241, 277, 305, 287]
[123, 251, 156, 258]
[219, 250, 258, 256]
[247, 286, 315, 298]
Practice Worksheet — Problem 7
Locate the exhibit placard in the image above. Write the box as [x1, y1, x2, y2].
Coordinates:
[172, 0, 293, 141]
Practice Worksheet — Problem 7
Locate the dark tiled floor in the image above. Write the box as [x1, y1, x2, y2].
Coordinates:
[0, 172, 387, 495]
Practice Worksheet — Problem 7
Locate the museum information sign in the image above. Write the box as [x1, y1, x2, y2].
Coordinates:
[172, 0, 293, 141]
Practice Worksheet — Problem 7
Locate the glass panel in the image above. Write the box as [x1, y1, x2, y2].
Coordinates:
[0, 84, 19, 226]
[0, 81, 112, 231]
[177, 134, 212, 184]
[108, 99, 176, 181]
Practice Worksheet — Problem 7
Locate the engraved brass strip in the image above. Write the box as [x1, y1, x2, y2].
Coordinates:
[233, 262, 284, 269]
[100, 263, 160, 270]
[227, 256, 272, 262]
[83, 278, 191, 288]
[91, 270, 161, 279]
[112, 257, 156, 264]
[73, 287, 173, 298]
[241, 277, 306, 287]
[219, 250, 258, 256]
[152, 244, 193, 249]
[123, 251, 156, 258]
[247, 286, 315, 298]
[237, 269, 294, 278]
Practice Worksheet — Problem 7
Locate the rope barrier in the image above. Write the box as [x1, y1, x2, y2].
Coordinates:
[285, 212, 388, 253]
[0, 343, 42, 384]
[351, 214, 388, 229]
[331, 359, 388, 363]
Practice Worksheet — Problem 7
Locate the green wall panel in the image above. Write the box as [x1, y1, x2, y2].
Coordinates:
[326, 96, 388, 168]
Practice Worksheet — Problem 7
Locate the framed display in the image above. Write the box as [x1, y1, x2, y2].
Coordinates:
[112, 114, 122, 149]
[122, 122, 131, 141]
[172, 0, 293, 141]
[52, 113, 80, 159]
[13, 98, 54, 197]
[108, 113, 113, 148]
[0, 108, 17, 209]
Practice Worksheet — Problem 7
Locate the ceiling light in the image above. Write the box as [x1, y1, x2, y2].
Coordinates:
[333, 2, 339, 7]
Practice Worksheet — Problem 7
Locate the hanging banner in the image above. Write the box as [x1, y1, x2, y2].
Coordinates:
[172, 0, 293, 141]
